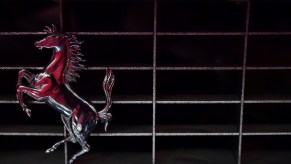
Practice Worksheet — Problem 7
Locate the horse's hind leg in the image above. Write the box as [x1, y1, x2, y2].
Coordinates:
[61, 115, 76, 143]
[46, 115, 78, 153]
[46, 136, 75, 153]
[69, 141, 90, 164]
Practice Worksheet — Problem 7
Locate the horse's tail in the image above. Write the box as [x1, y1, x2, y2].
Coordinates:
[98, 68, 115, 131]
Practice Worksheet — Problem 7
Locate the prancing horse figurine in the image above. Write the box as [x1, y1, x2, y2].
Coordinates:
[16, 25, 115, 163]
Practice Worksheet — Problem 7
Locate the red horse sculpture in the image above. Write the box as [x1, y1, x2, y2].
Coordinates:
[16, 25, 115, 163]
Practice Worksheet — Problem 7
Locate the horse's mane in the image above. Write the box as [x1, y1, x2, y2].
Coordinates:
[44, 25, 86, 82]
[65, 35, 86, 82]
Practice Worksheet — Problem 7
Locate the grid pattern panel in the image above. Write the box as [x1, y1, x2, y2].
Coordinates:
[1, 0, 291, 164]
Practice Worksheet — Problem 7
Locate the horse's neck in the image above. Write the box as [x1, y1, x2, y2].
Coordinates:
[45, 49, 67, 85]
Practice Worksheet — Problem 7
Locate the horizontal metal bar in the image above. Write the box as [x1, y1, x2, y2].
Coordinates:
[92, 100, 152, 104]
[0, 132, 151, 137]
[1, 100, 240, 104]
[0, 32, 46, 35]
[246, 67, 291, 70]
[83, 66, 244, 71]
[4, 98, 291, 104]
[243, 132, 291, 136]
[249, 32, 291, 35]
[160, 31, 291, 36]
[0, 66, 152, 71]
[2, 31, 291, 36]
[0, 100, 152, 104]
[160, 66, 291, 71]
[0, 32, 153, 36]
[157, 67, 242, 71]
[3, 132, 291, 137]
[156, 133, 239, 136]
[88, 67, 153, 71]
[156, 100, 241, 104]
[67, 32, 153, 36]
[0, 132, 63, 136]
[90, 133, 152, 136]
[0, 100, 19, 104]
[73, 31, 291, 36]
[4, 66, 291, 71]
[5, 100, 291, 104]
[63, 31, 291, 36]
[244, 100, 291, 104]
[160, 32, 291, 36]
[158, 32, 245, 36]
[0, 67, 43, 70]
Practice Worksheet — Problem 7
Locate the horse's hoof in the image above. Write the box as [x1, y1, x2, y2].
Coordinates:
[45, 148, 53, 153]
[26, 109, 31, 117]
[69, 159, 74, 164]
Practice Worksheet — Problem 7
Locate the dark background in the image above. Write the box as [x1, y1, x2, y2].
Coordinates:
[1, 0, 291, 164]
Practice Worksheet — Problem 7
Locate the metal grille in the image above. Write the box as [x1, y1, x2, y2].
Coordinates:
[1, 0, 291, 164]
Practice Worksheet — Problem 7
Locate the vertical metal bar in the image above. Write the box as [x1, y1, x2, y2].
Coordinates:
[64, 128, 68, 164]
[59, 0, 67, 163]
[153, 0, 158, 163]
[238, 1, 250, 164]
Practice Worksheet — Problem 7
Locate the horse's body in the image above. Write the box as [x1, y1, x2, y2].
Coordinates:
[16, 25, 114, 163]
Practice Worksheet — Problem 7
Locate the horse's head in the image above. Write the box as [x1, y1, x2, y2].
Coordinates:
[35, 25, 68, 51]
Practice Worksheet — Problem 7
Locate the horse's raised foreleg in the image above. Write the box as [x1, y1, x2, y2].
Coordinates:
[16, 84, 50, 117]
[46, 136, 75, 153]
[17, 69, 35, 87]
